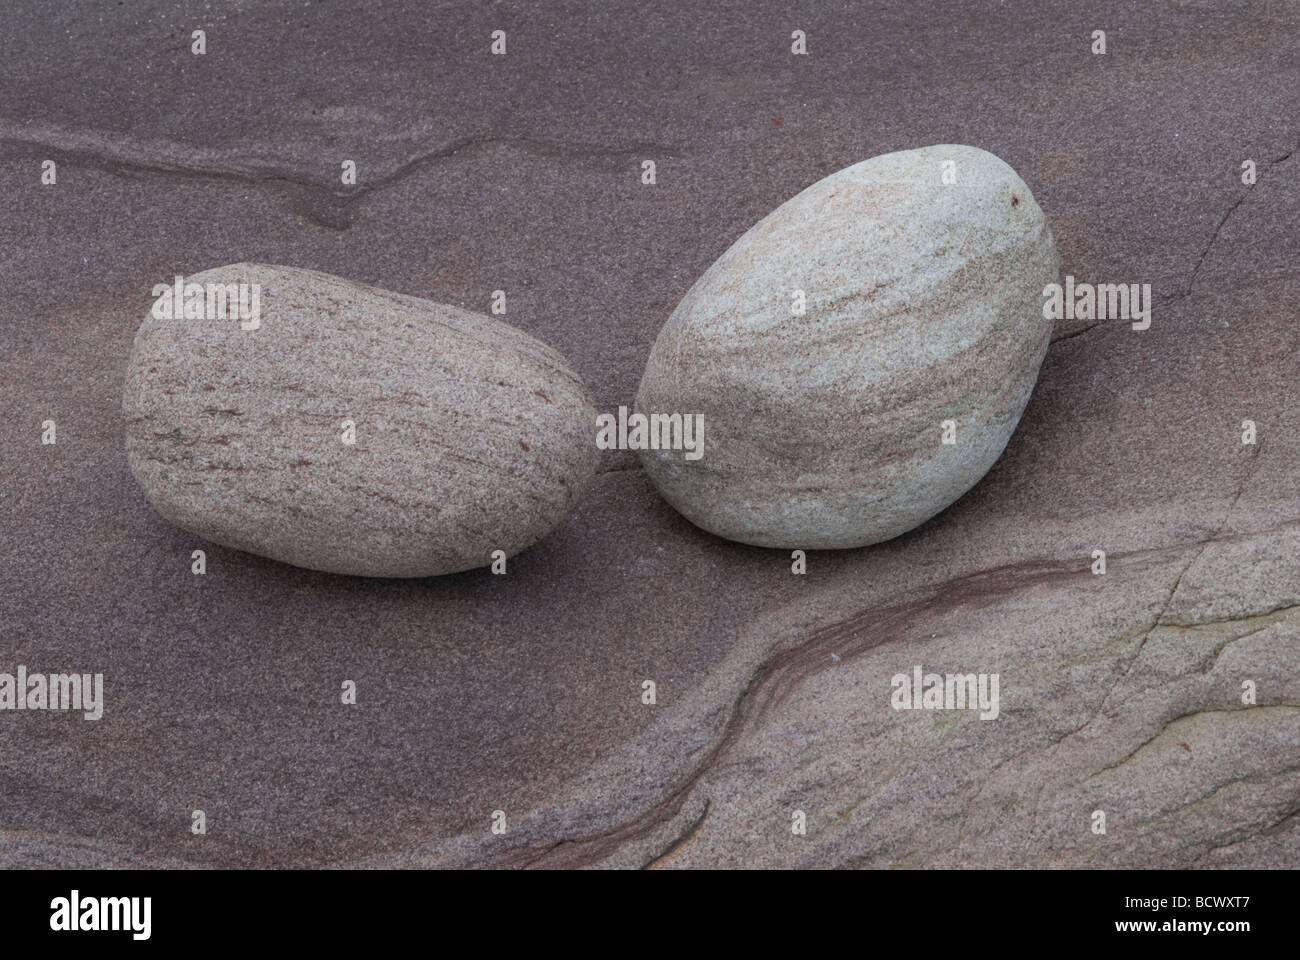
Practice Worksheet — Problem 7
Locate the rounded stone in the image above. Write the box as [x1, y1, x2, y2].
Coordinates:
[123, 263, 597, 577]
[635, 145, 1059, 549]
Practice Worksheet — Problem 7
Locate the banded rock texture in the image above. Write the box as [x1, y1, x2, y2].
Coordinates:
[123, 263, 597, 577]
[3, 0, 1298, 873]
[637, 145, 1059, 549]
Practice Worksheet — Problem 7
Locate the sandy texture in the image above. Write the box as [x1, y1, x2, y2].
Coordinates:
[636, 145, 1058, 548]
[0, 0, 1297, 869]
[124, 263, 597, 577]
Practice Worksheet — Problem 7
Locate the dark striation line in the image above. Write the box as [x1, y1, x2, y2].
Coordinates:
[0, 123, 686, 205]
[641, 799, 711, 869]
[487, 509, 1300, 868]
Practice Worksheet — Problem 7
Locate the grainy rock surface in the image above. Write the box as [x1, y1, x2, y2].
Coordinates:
[636, 145, 1058, 548]
[123, 263, 598, 577]
[1, 0, 1297, 870]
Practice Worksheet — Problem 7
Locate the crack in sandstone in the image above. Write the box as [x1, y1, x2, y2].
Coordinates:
[1085, 705, 1300, 781]
[596, 464, 645, 476]
[1192, 605, 1300, 675]
[1183, 145, 1298, 296]
[1172, 763, 1300, 816]
[893, 687, 1300, 859]
[1050, 321, 1105, 345]
[1162, 600, 1300, 631]
[1186, 193, 1248, 296]
[1068, 441, 1265, 744]
[1196, 805, 1300, 864]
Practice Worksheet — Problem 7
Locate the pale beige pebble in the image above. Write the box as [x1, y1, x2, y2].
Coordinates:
[123, 263, 597, 577]
[636, 144, 1059, 549]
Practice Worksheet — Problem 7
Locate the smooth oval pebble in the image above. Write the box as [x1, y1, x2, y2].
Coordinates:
[635, 144, 1059, 549]
[124, 263, 597, 577]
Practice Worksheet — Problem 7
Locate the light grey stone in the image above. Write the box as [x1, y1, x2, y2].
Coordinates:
[123, 263, 597, 577]
[636, 144, 1059, 549]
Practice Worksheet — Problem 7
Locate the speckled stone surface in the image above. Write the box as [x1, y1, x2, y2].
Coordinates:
[636, 145, 1058, 548]
[1, 0, 1297, 869]
[124, 263, 597, 577]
